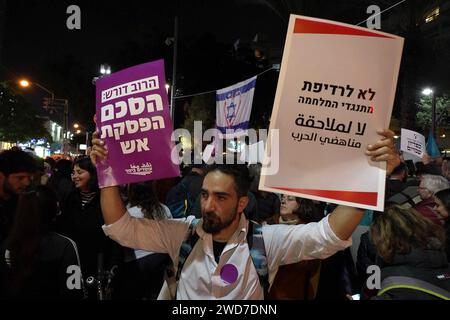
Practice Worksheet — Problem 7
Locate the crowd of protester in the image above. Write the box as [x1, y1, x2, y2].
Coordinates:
[0, 143, 449, 300]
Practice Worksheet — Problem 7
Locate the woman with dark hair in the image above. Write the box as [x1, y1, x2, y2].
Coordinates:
[57, 157, 122, 299]
[277, 195, 324, 225]
[267, 195, 324, 299]
[115, 181, 172, 300]
[268, 195, 358, 300]
[0, 186, 83, 299]
[370, 205, 450, 300]
[434, 188, 450, 260]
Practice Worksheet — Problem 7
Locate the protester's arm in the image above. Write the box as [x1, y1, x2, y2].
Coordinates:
[327, 206, 365, 241]
[90, 132, 126, 225]
[90, 131, 191, 255]
[328, 129, 400, 240]
[264, 129, 400, 272]
[100, 187, 127, 225]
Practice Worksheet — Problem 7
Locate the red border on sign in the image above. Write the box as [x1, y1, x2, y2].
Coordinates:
[294, 18, 394, 39]
[271, 187, 378, 206]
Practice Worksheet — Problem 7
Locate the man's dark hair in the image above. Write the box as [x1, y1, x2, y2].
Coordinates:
[390, 162, 406, 177]
[205, 164, 251, 197]
[0, 149, 37, 176]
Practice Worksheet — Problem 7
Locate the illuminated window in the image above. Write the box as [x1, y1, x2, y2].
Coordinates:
[425, 7, 440, 23]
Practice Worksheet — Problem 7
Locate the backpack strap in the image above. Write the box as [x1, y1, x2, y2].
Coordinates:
[171, 219, 269, 298]
[247, 220, 270, 298]
[175, 218, 201, 282]
[379, 276, 450, 300]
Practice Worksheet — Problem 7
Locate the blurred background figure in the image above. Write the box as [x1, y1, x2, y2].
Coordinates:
[0, 185, 83, 299]
[414, 174, 449, 225]
[165, 164, 205, 218]
[248, 164, 280, 224]
[56, 156, 122, 299]
[434, 188, 450, 260]
[114, 181, 172, 300]
[441, 159, 450, 182]
[48, 159, 73, 205]
[267, 195, 323, 300]
[370, 205, 450, 300]
[0, 149, 37, 244]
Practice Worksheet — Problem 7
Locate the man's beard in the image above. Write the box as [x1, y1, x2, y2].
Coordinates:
[202, 205, 239, 234]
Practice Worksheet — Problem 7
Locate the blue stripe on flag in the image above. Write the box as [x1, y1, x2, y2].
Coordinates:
[216, 122, 250, 134]
[216, 79, 257, 102]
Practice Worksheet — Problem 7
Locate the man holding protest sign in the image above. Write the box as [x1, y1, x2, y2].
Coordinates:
[90, 127, 400, 299]
[89, 13, 403, 300]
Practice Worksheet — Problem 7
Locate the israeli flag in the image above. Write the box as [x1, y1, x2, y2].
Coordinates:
[216, 76, 256, 138]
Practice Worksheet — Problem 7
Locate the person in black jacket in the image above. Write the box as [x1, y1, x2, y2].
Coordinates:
[165, 164, 205, 218]
[47, 159, 73, 205]
[356, 231, 379, 299]
[57, 157, 122, 299]
[370, 205, 450, 300]
[0, 185, 83, 299]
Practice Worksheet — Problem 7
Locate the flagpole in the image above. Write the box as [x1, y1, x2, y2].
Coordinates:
[431, 91, 436, 139]
[170, 15, 178, 124]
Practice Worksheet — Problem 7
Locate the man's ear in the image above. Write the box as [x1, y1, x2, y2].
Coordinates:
[238, 195, 249, 214]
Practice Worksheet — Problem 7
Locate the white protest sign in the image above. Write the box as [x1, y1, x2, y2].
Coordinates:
[259, 15, 404, 211]
[400, 128, 425, 158]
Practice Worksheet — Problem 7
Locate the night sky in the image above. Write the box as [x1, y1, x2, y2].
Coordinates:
[2, 0, 295, 128]
[1, 0, 444, 130]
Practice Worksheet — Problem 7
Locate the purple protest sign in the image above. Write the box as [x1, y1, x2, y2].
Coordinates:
[95, 60, 180, 187]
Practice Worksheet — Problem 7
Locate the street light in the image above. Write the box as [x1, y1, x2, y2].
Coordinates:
[92, 64, 112, 84]
[19, 78, 68, 153]
[19, 80, 30, 88]
[422, 88, 433, 96]
[100, 64, 111, 75]
[19, 79, 55, 100]
[422, 87, 436, 139]
[73, 123, 90, 155]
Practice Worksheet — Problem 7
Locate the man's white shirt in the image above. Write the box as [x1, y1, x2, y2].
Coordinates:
[102, 213, 351, 300]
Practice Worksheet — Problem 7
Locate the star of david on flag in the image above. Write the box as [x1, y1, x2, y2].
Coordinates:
[216, 76, 256, 139]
